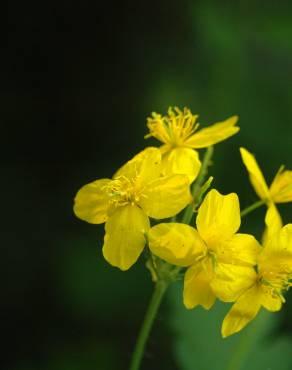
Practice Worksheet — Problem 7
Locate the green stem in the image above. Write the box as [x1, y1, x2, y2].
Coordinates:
[129, 281, 169, 370]
[240, 199, 265, 218]
[181, 200, 194, 225]
[182, 146, 214, 224]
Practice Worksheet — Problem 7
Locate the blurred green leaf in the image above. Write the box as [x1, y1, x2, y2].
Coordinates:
[43, 342, 120, 370]
[168, 283, 292, 370]
[54, 235, 151, 320]
[11, 341, 120, 370]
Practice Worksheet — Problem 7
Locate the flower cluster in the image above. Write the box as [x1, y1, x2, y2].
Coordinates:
[74, 107, 292, 337]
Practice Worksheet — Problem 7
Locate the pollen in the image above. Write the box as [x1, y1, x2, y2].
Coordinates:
[103, 176, 144, 207]
[145, 107, 199, 146]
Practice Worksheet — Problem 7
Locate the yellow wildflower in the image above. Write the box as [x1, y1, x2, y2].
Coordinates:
[222, 206, 292, 337]
[73, 147, 191, 271]
[148, 189, 260, 309]
[145, 107, 239, 182]
[240, 147, 292, 224]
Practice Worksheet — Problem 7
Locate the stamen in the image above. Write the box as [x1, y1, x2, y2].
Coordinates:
[260, 267, 292, 293]
[145, 106, 199, 146]
[102, 176, 143, 208]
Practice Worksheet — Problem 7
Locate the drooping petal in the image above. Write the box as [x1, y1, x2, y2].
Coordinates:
[161, 147, 201, 183]
[102, 204, 150, 270]
[239, 147, 270, 200]
[183, 260, 216, 310]
[260, 285, 282, 312]
[139, 174, 191, 219]
[211, 263, 257, 302]
[148, 223, 206, 267]
[216, 234, 261, 266]
[184, 116, 239, 149]
[114, 147, 161, 184]
[196, 189, 240, 246]
[73, 178, 111, 224]
[270, 169, 292, 203]
[221, 285, 261, 338]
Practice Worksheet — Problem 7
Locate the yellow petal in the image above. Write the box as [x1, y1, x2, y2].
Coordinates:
[260, 223, 292, 279]
[270, 169, 292, 203]
[148, 223, 206, 267]
[211, 263, 257, 302]
[278, 224, 292, 253]
[239, 147, 270, 200]
[73, 178, 111, 224]
[216, 233, 261, 266]
[139, 175, 191, 219]
[196, 189, 240, 246]
[184, 116, 239, 148]
[102, 204, 150, 270]
[262, 220, 292, 257]
[262, 204, 283, 245]
[159, 144, 172, 155]
[260, 285, 282, 312]
[114, 147, 161, 184]
[221, 285, 261, 338]
[161, 147, 201, 183]
[183, 260, 216, 310]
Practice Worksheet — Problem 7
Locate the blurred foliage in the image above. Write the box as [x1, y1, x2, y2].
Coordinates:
[169, 284, 292, 370]
[169, 283, 292, 370]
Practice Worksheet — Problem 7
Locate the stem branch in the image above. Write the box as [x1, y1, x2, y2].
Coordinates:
[240, 199, 265, 218]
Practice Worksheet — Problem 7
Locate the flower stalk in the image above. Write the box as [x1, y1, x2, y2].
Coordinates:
[129, 279, 169, 370]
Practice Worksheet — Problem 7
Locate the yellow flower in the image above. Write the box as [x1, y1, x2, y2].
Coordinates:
[148, 189, 260, 309]
[240, 147, 292, 224]
[222, 206, 292, 337]
[145, 107, 239, 182]
[73, 147, 191, 271]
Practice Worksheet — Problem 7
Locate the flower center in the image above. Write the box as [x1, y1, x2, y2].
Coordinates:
[145, 107, 199, 146]
[104, 176, 144, 208]
[258, 263, 292, 303]
[195, 248, 217, 273]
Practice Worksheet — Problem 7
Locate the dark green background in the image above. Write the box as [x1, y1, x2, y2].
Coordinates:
[3, 1, 292, 369]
